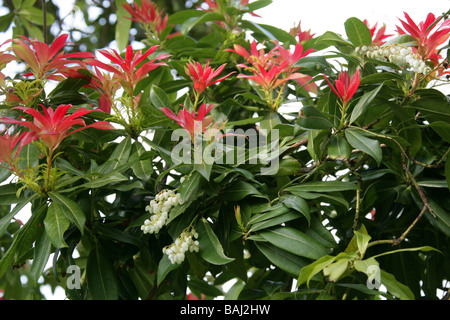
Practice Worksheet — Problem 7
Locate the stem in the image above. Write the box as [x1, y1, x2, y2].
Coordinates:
[401, 153, 435, 218]
[192, 90, 201, 111]
[393, 205, 427, 246]
[367, 205, 429, 248]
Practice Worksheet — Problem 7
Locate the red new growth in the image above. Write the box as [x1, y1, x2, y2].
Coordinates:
[161, 103, 214, 139]
[323, 69, 361, 106]
[396, 12, 450, 60]
[11, 34, 94, 81]
[86, 45, 170, 95]
[0, 131, 38, 167]
[122, 0, 168, 36]
[185, 61, 234, 95]
[1, 105, 114, 152]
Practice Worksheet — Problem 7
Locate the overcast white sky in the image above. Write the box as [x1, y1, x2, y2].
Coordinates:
[248, 0, 450, 36]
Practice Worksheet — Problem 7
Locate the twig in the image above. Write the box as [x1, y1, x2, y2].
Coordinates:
[401, 153, 435, 218]
[393, 205, 427, 246]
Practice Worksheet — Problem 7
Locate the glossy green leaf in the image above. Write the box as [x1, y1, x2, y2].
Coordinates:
[350, 83, 383, 123]
[0, 203, 46, 279]
[327, 135, 352, 159]
[87, 247, 119, 300]
[48, 192, 86, 234]
[150, 85, 172, 110]
[115, 0, 132, 51]
[380, 269, 415, 300]
[298, 105, 334, 129]
[345, 128, 382, 165]
[131, 141, 154, 181]
[344, 17, 373, 47]
[99, 136, 132, 174]
[220, 180, 263, 201]
[255, 241, 309, 277]
[280, 194, 310, 224]
[29, 230, 52, 285]
[297, 255, 336, 288]
[259, 227, 327, 260]
[197, 218, 234, 265]
[182, 12, 224, 35]
[285, 180, 358, 193]
[0, 194, 38, 237]
[44, 202, 70, 248]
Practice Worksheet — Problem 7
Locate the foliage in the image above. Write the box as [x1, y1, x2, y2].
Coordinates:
[0, 0, 449, 300]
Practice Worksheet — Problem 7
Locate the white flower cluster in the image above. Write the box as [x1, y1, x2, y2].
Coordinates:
[141, 189, 183, 234]
[163, 228, 200, 264]
[356, 44, 431, 74]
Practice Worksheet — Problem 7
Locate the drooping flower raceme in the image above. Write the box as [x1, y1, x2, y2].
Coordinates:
[163, 227, 200, 264]
[141, 189, 183, 234]
[357, 44, 431, 74]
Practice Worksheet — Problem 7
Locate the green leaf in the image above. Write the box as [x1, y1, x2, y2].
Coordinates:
[380, 269, 415, 300]
[280, 194, 310, 225]
[371, 246, 442, 260]
[344, 17, 373, 47]
[81, 172, 129, 189]
[168, 9, 205, 25]
[327, 135, 352, 160]
[298, 105, 334, 129]
[178, 171, 202, 204]
[255, 241, 309, 278]
[150, 85, 172, 110]
[0, 183, 24, 205]
[44, 202, 70, 248]
[0, 202, 46, 279]
[99, 136, 132, 174]
[86, 247, 119, 300]
[345, 128, 382, 166]
[323, 257, 351, 282]
[297, 255, 336, 288]
[285, 180, 358, 193]
[157, 254, 180, 286]
[409, 89, 450, 123]
[350, 83, 383, 123]
[0, 194, 38, 237]
[258, 227, 327, 260]
[315, 31, 353, 49]
[29, 230, 52, 285]
[354, 229, 372, 258]
[17, 143, 39, 169]
[197, 218, 234, 265]
[115, 0, 132, 51]
[246, 0, 272, 12]
[180, 12, 224, 35]
[220, 180, 263, 201]
[131, 141, 154, 181]
[48, 192, 86, 234]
